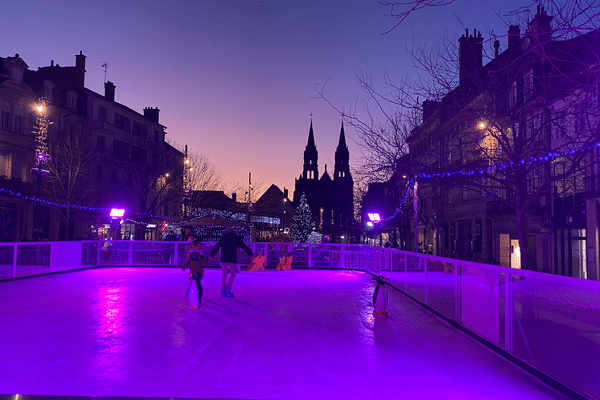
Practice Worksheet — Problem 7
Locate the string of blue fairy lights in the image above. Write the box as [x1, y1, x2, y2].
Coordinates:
[0, 187, 174, 221]
[385, 141, 600, 221]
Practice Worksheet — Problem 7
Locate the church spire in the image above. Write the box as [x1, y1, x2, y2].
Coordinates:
[303, 120, 318, 180]
[334, 122, 350, 180]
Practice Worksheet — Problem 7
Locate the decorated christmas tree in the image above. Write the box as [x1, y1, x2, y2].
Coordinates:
[291, 193, 313, 243]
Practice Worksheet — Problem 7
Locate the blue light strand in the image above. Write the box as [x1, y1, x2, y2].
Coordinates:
[382, 142, 600, 223]
[0, 187, 174, 220]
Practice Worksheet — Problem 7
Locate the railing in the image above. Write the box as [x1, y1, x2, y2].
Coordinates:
[0, 240, 598, 399]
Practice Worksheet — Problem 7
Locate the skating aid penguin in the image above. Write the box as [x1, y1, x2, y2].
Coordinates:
[372, 275, 389, 317]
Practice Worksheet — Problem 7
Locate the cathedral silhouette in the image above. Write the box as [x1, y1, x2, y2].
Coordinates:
[293, 120, 355, 242]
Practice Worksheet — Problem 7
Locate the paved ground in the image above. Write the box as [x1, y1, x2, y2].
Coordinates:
[0, 267, 569, 399]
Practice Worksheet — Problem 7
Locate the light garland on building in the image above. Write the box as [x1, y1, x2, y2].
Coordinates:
[385, 141, 600, 222]
[0, 187, 173, 220]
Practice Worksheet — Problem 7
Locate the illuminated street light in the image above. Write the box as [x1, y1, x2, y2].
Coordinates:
[110, 208, 125, 240]
[368, 212, 381, 223]
[368, 212, 382, 246]
[31, 98, 52, 240]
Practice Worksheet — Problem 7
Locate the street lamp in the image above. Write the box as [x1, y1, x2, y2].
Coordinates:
[282, 197, 287, 231]
[368, 212, 382, 246]
[31, 99, 52, 240]
[110, 208, 125, 240]
[183, 145, 191, 220]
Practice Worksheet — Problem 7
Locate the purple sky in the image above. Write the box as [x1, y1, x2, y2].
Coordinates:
[3, 0, 527, 195]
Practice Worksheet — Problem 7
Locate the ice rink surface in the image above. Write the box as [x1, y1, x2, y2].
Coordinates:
[0, 267, 569, 399]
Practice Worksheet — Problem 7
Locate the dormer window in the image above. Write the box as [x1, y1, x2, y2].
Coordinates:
[11, 67, 23, 83]
[67, 91, 78, 110]
[43, 80, 54, 101]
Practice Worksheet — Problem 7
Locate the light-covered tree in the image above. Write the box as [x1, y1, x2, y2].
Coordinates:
[291, 193, 313, 243]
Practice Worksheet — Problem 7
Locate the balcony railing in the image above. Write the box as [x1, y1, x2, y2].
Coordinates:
[0, 240, 597, 399]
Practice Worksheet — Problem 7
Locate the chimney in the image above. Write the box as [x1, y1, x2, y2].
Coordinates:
[75, 51, 86, 88]
[283, 188, 288, 199]
[232, 192, 237, 202]
[508, 25, 521, 50]
[458, 28, 483, 90]
[104, 81, 115, 102]
[494, 40, 500, 57]
[143, 107, 160, 124]
[422, 100, 438, 122]
[528, 5, 553, 46]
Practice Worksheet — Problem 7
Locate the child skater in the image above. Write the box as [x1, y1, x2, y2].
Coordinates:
[182, 240, 207, 308]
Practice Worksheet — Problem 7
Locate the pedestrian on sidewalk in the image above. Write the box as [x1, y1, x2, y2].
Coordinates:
[209, 228, 253, 298]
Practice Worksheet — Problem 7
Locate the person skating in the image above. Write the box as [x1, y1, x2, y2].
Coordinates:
[182, 242, 208, 308]
[209, 228, 253, 298]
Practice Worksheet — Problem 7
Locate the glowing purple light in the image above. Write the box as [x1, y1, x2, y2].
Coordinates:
[110, 208, 125, 218]
[368, 213, 381, 223]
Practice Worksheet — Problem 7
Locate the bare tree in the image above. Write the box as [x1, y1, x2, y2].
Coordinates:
[113, 143, 183, 238]
[187, 150, 223, 192]
[381, 0, 456, 34]
[45, 120, 96, 240]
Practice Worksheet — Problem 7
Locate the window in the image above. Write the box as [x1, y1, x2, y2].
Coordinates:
[1, 111, 9, 130]
[98, 106, 107, 121]
[154, 130, 160, 142]
[97, 135, 106, 150]
[132, 122, 147, 138]
[575, 102, 586, 132]
[43, 80, 54, 100]
[113, 139, 130, 158]
[509, 81, 517, 108]
[114, 113, 130, 133]
[13, 115, 21, 133]
[131, 145, 146, 162]
[524, 70, 534, 99]
[70, 125, 77, 141]
[96, 164, 104, 181]
[67, 92, 77, 110]
[0, 150, 12, 178]
[111, 168, 118, 183]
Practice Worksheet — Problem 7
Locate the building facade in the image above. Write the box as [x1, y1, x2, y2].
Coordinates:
[0, 52, 184, 241]
[367, 6, 600, 279]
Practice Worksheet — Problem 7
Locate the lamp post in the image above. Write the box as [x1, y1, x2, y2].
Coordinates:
[282, 197, 287, 231]
[368, 212, 382, 246]
[110, 208, 125, 240]
[31, 99, 51, 240]
[183, 145, 191, 220]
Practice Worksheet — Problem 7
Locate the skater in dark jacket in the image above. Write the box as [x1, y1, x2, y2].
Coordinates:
[209, 228, 253, 298]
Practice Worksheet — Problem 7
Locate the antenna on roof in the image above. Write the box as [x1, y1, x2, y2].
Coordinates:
[101, 62, 108, 83]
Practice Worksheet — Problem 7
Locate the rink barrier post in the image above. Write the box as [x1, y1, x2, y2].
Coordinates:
[504, 271, 513, 353]
[128, 242, 133, 265]
[12, 244, 17, 279]
[173, 242, 178, 266]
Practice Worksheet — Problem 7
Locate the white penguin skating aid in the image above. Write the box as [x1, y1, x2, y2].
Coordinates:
[373, 275, 390, 317]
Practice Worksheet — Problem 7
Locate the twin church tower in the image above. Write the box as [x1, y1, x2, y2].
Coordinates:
[292, 120, 354, 241]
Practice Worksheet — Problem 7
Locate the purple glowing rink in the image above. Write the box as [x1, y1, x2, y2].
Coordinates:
[0, 266, 570, 399]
